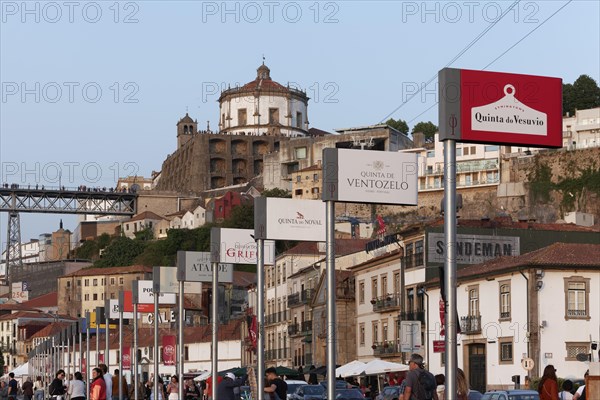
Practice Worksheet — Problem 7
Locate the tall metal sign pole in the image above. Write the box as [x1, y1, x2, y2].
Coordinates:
[153, 274, 160, 400]
[256, 238, 265, 400]
[95, 306, 101, 366]
[132, 281, 140, 400]
[178, 278, 184, 400]
[211, 258, 218, 400]
[325, 200, 336, 400]
[85, 311, 91, 396]
[444, 139, 457, 398]
[438, 67, 562, 396]
[118, 291, 125, 400]
[322, 148, 418, 400]
[79, 318, 83, 373]
[105, 298, 111, 368]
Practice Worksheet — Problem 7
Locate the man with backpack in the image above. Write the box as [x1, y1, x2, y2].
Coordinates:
[402, 354, 438, 400]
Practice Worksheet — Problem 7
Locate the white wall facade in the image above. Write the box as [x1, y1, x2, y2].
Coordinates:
[426, 268, 599, 390]
[562, 107, 600, 149]
[220, 94, 308, 137]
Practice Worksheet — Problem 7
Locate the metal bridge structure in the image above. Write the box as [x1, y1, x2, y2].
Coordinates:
[0, 185, 137, 285]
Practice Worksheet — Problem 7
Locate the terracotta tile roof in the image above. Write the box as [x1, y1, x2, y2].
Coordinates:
[0, 303, 42, 312]
[429, 243, 600, 285]
[165, 210, 187, 218]
[0, 311, 47, 321]
[348, 248, 402, 271]
[233, 271, 256, 288]
[281, 239, 370, 258]
[61, 265, 152, 278]
[30, 322, 76, 339]
[21, 292, 58, 308]
[429, 217, 600, 232]
[128, 211, 165, 222]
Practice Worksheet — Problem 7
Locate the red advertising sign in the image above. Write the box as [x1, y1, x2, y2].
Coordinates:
[82, 357, 86, 374]
[123, 291, 154, 313]
[439, 68, 562, 148]
[433, 340, 445, 353]
[122, 346, 131, 370]
[162, 335, 176, 366]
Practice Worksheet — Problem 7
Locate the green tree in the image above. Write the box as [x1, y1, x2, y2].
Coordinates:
[411, 121, 438, 143]
[94, 236, 146, 267]
[385, 118, 409, 135]
[222, 204, 254, 229]
[262, 188, 292, 198]
[563, 75, 600, 116]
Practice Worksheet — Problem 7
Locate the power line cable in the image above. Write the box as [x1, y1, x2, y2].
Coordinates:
[380, 0, 521, 123]
[406, 0, 573, 125]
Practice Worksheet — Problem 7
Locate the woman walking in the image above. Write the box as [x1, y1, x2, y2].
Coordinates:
[90, 368, 107, 400]
[167, 376, 179, 400]
[69, 372, 86, 400]
[538, 365, 559, 400]
[33, 377, 44, 400]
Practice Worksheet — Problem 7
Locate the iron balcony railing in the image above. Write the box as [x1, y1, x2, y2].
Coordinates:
[400, 309, 426, 324]
[287, 289, 315, 307]
[371, 293, 401, 312]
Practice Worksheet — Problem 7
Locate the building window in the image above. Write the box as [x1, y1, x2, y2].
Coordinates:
[372, 322, 378, 344]
[499, 281, 511, 320]
[111, 278, 115, 285]
[485, 145, 499, 152]
[77, 280, 81, 286]
[111, 293, 116, 300]
[93, 294, 98, 301]
[371, 278, 378, 300]
[184, 346, 189, 361]
[468, 286, 479, 316]
[66, 281, 71, 288]
[358, 281, 365, 304]
[498, 337, 513, 364]
[93, 279, 98, 286]
[313, 174, 318, 181]
[296, 175, 301, 182]
[427, 151, 435, 158]
[238, 108, 247, 126]
[381, 275, 388, 296]
[269, 108, 279, 124]
[84, 279, 89, 287]
[359, 323, 365, 346]
[295, 147, 307, 159]
[564, 276, 590, 319]
[84, 294, 89, 301]
[296, 112, 302, 128]
[565, 342, 590, 361]
[120, 277, 124, 285]
[456, 148, 463, 157]
[311, 187, 319, 194]
[393, 272, 400, 294]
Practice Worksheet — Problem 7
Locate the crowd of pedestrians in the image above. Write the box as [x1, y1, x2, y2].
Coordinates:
[1, 183, 137, 193]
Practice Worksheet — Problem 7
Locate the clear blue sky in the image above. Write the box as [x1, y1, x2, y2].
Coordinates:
[1, 0, 599, 243]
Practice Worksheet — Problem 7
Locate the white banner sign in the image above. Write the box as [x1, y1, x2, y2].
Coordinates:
[137, 280, 176, 305]
[177, 251, 233, 283]
[254, 197, 326, 242]
[211, 228, 275, 265]
[400, 321, 422, 352]
[109, 299, 134, 319]
[322, 148, 418, 205]
[153, 266, 178, 294]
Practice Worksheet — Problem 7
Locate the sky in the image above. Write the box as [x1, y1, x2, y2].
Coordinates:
[1, 0, 599, 244]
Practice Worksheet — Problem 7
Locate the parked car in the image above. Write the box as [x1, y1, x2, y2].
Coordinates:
[481, 389, 540, 400]
[290, 385, 326, 400]
[286, 380, 310, 400]
[320, 381, 352, 390]
[333, 389, 366, 400]
[376, 386, 402, 400]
